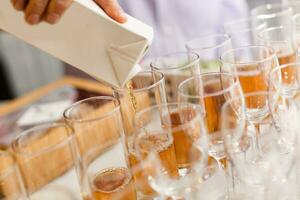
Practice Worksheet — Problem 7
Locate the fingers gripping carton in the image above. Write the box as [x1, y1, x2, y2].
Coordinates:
[0, 0, 153, 88]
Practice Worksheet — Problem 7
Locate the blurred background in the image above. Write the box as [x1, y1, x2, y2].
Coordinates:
[0, 0, 281, 101]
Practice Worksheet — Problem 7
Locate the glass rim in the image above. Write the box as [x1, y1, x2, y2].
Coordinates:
[177, 72, 239, 98]
[223, 91, 275, 125]
[134, 102, 204, 132]
[224, 17, 267, 33]
[244, 91, 275, 125]
[220, 45, 277, 66]
[0, 150, 18, 180]
[12, 123, 73, 157]
[251, 3, 292, 19]
[269, 62, 300, 84]
[258, 25, 294, 43]
[63, 96, 120, 124]
[150, 51, 200, 71]
[185, 33, 231, 51]
[113, 70, 165, 93]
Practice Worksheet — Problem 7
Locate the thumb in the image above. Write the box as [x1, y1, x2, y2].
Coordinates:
[94, 0, 127, 23]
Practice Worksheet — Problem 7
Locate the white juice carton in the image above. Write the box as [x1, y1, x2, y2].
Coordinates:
[0, 0, 153, 88]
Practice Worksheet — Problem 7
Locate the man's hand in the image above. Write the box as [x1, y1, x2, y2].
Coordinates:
[10, 0, 127, 25]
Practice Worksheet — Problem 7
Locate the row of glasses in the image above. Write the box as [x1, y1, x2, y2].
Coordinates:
[5, 3, 300, 198]
[4, 60, 300, 200]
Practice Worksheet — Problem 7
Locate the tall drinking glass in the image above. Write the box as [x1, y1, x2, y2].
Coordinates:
[0, 150, 27, 200]
[186, 33, 232, 73]
[251, 3, 293, 28]
[63, 96, 135, 200]
[177, 72, 244, 169]
[150, 52, 200, 102]
[221, 45, 278, 95]
[224, 18, 266, 47]
[12, 123, 80, 200]
[112, 72, 167, 198]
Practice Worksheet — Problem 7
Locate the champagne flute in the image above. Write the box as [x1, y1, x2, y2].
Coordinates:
[177, 72, 244, 170]
[133, 103, 209, 199]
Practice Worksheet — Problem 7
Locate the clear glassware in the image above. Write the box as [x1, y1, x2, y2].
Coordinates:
[224, 18, 266, 47]
[63, 96, 136, 200]
[292, 13, 300, 48]
[150, 52, 200, 102]
[251, 3, 293, 28]
[133, 103, 209, 199]
[297, 46, 300, 62]
[221, 45, 278, 96]
[222, 92, 296, 200]
[12, 123, 80, 200]
[80, 145, 136, 200]
[186, 33, 232, 73]
[228, 131, 297, 200]
[259, 26, 297, 66]
[112, 71, 168, 198]
[113, 71, 167, 137]
[177, 72, 244, 170]
[269, 63, 300, 151]
[269, 63, 300, 97]
[0, 150, 27, 200]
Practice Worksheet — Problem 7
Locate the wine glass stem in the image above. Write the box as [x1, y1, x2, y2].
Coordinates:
[215, 158, 232, 198]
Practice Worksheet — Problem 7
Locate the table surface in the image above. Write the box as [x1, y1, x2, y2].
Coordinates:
[0, 76, 112, 117]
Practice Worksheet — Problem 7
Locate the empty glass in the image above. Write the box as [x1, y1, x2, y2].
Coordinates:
[0, 150, 27, 200]
[12, 123, 80, 200]
[150, 52, 200, 102]
[186, 33, 232, 73]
